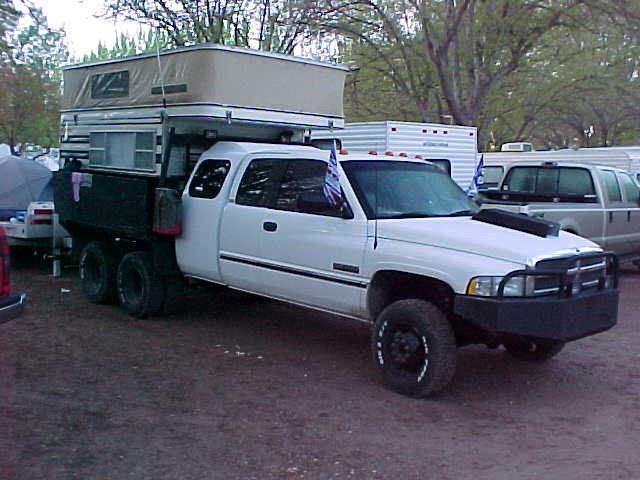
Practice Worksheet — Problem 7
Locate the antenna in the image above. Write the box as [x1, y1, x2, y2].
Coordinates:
[154, 28, 167, 109]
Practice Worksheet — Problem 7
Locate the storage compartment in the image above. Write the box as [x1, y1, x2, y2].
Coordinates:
[53, 171, 158, 238]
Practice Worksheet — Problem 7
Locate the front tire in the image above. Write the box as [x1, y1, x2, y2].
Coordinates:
[504, 339, 565, 362]
[372, 299, 456, 398]
[117, 251, 165, 318]
[79, 241, 118, 304]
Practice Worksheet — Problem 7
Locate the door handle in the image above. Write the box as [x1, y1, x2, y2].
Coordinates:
[628, 211, 632, 222]
[609, 211, 613, 223]
[263, 221, 277, 232]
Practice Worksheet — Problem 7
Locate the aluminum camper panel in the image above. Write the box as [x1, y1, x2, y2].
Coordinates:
[61, 44, 347, 123]
[313, 121, 478, 188]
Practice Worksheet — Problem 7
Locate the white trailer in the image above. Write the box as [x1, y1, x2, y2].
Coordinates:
[312, 121, 478, 188]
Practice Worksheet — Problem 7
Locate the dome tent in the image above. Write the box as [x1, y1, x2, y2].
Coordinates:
[0, 154, 53, 220]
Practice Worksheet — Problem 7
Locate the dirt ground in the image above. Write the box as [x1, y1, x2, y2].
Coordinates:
[1, 255, 639, 480]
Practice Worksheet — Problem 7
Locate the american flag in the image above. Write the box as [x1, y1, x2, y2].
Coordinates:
[323, 142, 342, 206]
[466, 154, 484, 197]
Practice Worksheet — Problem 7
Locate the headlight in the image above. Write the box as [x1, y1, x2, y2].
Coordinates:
[466, 275, 534, 297]
[466, 276, 501, 296]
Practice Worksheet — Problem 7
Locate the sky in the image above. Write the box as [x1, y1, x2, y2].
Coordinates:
[29, 0, 146, 60]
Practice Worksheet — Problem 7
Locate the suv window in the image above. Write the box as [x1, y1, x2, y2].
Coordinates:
[189, 160, 230, 199]
[503, 167, 595, 197]
[618, 172, 640, 204]
[236, 159, 278, 207]
[601, 170, 622, 203]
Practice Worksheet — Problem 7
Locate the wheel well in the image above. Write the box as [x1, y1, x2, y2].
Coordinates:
[367, 270, 455, 320]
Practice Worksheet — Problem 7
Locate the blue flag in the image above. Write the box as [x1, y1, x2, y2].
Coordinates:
[323, 142, 342, 206]
[466, 154, 484, 197]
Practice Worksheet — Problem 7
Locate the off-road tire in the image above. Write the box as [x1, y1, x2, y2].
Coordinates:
[372, 299, 456, 398]
[504, 339, 565, 362]
[117, 251, 165, 318]
[79, 241, 119, 304]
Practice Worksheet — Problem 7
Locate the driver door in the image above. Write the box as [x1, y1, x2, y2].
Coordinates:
[258, 159, 369, 315]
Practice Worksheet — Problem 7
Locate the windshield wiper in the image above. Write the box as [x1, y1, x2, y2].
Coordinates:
[448, 210, 475, 217]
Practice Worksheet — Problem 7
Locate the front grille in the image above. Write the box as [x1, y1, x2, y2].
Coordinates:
[533, 254, 609, 296]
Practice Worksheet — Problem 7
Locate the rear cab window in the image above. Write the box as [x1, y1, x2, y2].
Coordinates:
[502, 166, 597, 202]
[482, 166, 504, 188]
[188, 160, 231, 199]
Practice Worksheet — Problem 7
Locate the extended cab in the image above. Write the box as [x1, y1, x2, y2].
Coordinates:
[0, 227, 26, 324]
[480, 161, 640, 263]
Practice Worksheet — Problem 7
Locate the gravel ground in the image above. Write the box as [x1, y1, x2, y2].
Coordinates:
[1, 255, 639, 480]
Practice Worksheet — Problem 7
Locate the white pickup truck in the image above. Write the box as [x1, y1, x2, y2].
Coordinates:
[57, 143, 619, 397]
[480, 161, 640, 264]
[53, 45, 619, 397]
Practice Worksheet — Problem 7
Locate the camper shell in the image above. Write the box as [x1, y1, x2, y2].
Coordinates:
[311, 121, 478, 188]
[55, 45, 348, 241]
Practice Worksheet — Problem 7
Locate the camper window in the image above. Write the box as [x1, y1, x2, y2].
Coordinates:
[89, 132, 156, 171]
[91, 70, 129, 99]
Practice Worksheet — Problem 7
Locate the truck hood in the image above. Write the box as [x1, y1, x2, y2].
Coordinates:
[376, 217, 600, 266]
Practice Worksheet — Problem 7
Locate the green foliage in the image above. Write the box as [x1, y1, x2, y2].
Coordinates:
[101, 0, 317, 54]
[82, 30, 173, 62]
[0, 2, 68, 152]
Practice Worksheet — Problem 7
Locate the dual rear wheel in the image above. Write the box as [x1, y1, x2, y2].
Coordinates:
[79, 242, 185, 318]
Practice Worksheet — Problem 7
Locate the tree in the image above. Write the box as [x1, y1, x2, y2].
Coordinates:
[0, 1, 68, 153]
[483, 10, 640, 149]
[101, 0, 320, 54]
[0, 0, 18, 55]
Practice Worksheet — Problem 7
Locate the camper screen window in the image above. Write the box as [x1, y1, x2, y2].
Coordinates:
[89, 132, 156, 171]
[91, 70, 129, 98]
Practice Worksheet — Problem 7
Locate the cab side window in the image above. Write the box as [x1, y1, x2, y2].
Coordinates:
[236, 159, 278, 207]
[618, 172, 640, 204]
[276, 159, 341, 217]
[189, 160, 230, 199]
[601, 170, 622, 203]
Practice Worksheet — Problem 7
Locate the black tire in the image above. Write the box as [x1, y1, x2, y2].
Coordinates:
[79, 241, 118, 304]
[372, 299, 456, 398]
[161, 275, 187, 315]
[504, 339, 565, 362]
[117, 251, 166, 318]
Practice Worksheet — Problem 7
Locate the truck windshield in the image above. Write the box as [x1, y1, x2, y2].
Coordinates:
[341, 160, 479, 219]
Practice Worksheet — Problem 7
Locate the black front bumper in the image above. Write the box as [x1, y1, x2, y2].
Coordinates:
[0, 293, 26, 325]
[454, 288, 618, 342]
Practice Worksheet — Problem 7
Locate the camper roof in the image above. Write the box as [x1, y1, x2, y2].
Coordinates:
[61, 44, 348, 129]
